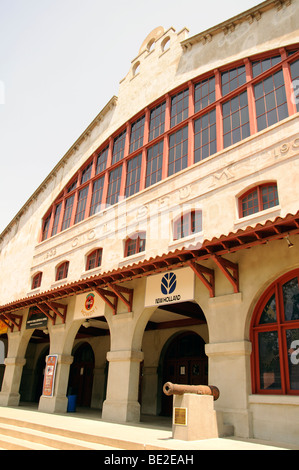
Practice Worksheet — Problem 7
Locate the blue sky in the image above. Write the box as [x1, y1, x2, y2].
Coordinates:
[0, 0, 260, 234]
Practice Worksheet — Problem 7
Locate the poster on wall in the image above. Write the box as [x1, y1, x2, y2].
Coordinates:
[42, 354, 58, 397]
[74, 290, 105, 320]
[144, 267, 195, 308]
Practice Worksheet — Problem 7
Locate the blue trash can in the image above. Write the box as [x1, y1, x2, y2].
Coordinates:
[67, 394, 77, 412]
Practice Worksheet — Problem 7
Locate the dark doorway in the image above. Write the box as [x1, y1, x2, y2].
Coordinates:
[68, 343, 95, 407]
[161, 332, 208, 416]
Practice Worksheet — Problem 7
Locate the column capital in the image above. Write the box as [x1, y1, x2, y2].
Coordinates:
[106, 350, 144, 363]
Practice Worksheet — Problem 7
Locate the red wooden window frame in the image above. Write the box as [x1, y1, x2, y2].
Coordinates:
[40, 45, 299, 242]
[250, 269, 299, 396]
[129, 115, 145, 153]
[86, 249, 102, 271]
[56, 261, 69, 281]
[173, 210, 202, 240]
[239, 183, 279, 218]
[125, 232, 146, 257]
[32, 272, 42, 289]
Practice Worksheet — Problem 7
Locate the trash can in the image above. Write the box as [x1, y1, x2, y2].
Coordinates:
[67, 394, 77, 412]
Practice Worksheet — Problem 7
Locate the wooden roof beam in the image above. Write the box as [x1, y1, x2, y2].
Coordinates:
[212, 254, 239, 293]
[94, 287, 118, 315]
[107, 283, 133, 312]
[188, 260, 215, 298]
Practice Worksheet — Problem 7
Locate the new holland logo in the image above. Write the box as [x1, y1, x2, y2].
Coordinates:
[155, 272, 181, 305]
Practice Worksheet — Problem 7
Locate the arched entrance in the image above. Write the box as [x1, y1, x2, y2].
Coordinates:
[160, 331, 208, 416]
[68, 342, 95, 407]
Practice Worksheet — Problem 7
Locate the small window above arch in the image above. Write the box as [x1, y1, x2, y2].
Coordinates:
[56, 261, 69, 281]
[173, 210, 202, 240]
[125, 231, 146, 257]
[86, 248, 102, 271]
[31, 272, 42, 290]
[239, 183, 279, 218]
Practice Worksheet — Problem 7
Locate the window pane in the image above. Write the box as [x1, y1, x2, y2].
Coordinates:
[258, 331, 281, 390]
[168, 126, 188, 176]
[149, 102, 166, 141]
[259, 293, 277, 324]
[194, 77, 215, 113]
[241, 189, 258, 217]
[146, 141, 163, 187]
[170, 89, 189, 127]
[261, 184, 279, 210]
[283, 277, 299, 321]
[106, 166, 122, 206]
[194, 109, 217, 163]
[96, 146, 108, 174]
[290, 59, 299, 111]
[81, 162, 92, 184]
[75, 186, 89, 224]
[112, 130, 127, 164]
[62, 195, 75, 231]
[90, 177, 104, 216]
[51, 203, 62, 236]
[286, 329, 299, 390]
[130, 116, 145, 153]
[223, 92, 250, 148]
[221, 65, 246, 96]
[125, 154, 142, 197]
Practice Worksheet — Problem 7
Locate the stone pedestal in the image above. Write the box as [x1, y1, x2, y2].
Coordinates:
[172, 394, 218, 441]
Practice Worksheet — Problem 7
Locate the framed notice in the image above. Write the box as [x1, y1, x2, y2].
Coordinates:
[42, 354, 58, 397]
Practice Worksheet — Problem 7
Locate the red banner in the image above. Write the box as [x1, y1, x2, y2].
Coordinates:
[42, 355, 58, 397]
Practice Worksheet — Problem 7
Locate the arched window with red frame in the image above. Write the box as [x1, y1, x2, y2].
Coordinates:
[86, 249, 102, 271]
[173, 210, 202, 240]
[31, 272, 42, 290]
[250, 269, 299, 395]
[239, 183, 279, 218]
[125, 232, 146, 257]
[56, 261, 69, 281]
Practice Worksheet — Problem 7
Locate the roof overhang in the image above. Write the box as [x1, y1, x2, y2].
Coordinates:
[1, 210, 298, 328]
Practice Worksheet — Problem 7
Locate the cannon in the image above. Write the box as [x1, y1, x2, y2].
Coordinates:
[163, 382, 220, 401]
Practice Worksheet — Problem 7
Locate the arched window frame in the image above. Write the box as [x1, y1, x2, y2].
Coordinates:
[238, 182, 279, 218]
[173, 209, 203, 241]
[250, 269, 299, 396]
[85, 248, 103, 271]
[40, 45, 299, 242]
[31, 272, 43, 290]
[55, 261, 69, 281]
[124, 231, 146, 257]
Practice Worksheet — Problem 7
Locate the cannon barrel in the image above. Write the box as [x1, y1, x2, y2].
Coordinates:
[163, 382, 220, 401]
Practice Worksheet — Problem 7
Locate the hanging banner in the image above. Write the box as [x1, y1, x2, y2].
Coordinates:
[26, 306, 48, 329]
[0, 320, 8, 335]
[144, 267, 195, 308]
[42, 354, 58, 397]
[74, 290, 105, 320]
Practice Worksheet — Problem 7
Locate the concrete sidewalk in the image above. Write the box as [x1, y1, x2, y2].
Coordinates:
[0, 405, 297, 451]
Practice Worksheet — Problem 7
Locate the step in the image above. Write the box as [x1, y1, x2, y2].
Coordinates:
[0, 422, 122, 450]
[0, 415, 167, 450]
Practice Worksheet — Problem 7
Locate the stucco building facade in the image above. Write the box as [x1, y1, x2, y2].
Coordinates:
[0, 0, 299, 446]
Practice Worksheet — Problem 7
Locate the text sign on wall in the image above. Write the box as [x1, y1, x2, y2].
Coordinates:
[42, 355, 58, 397]
[74, 291, 105, 320]
[144, 267, 195, 308]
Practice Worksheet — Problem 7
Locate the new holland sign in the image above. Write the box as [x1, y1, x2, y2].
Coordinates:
[145, 267, 195, 308]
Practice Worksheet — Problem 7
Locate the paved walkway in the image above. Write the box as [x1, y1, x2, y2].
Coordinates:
[0, 405, 297, 451]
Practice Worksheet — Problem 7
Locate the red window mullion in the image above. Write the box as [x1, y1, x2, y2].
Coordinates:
[214, 69, 223, 152]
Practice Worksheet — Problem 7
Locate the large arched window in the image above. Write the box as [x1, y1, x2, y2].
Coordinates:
[41, 46, 299, 241]
[250, 270, 299, 395]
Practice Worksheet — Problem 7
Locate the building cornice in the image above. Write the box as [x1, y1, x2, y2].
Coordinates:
[180, 0, 292, 50]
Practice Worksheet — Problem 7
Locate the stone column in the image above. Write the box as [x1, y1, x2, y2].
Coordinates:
[102, 349, 144, 423]
[0, 357, 26, 406]
[38, 354, 73, 413]
[0, 328, 31, 407]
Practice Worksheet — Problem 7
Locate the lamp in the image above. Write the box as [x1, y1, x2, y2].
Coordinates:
[286, 235, 294, 248]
